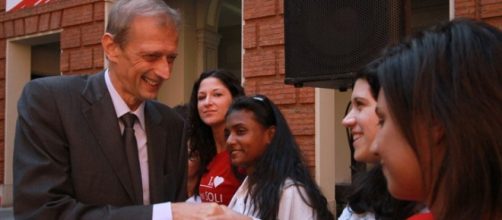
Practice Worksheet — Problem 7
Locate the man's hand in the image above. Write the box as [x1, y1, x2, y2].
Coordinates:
[171, 202, 223, 220]
[206, 205, 254, 220]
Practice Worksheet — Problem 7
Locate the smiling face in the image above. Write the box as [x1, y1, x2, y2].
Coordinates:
[371, 90, 425, 201]
[197, 77, 234, 128]
[342, 79, 380, 163]
[225, 110, 275, 173]
[103, 15, 178, 110]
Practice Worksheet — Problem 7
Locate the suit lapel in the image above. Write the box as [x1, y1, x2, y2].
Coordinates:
[80, 72, 136, 203]
[144, 102, 168, 203]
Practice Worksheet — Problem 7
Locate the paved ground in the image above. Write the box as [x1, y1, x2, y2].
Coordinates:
[0, 207, 14, 220]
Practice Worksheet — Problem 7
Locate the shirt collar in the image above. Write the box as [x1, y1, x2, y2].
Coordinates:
[105, 69, 146, 129]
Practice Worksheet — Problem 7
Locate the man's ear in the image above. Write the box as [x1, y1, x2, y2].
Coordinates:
[102, 33, 120, 63]
[266, 126, 276, 145]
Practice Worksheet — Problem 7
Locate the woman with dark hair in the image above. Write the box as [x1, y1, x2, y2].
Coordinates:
[219, 95, 334, 220]
[187, 69, 245, 205]
[339, 63, 419, 220]
[371, 19, 502, 220]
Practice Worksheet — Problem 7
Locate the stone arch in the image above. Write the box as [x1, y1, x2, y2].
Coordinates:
[196, 0, 241, 78]
[159, 0, 241, 106]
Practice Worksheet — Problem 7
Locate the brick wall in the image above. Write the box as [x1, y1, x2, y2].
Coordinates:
[242, 0, 502, 176]
[1, 0, 501, 186]
[243, 0, 317, 172]
[455, 0, 502, 28]
[0, 0, 106, 184]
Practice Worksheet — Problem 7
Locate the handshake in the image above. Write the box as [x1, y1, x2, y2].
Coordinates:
[172, 203, 252, 220]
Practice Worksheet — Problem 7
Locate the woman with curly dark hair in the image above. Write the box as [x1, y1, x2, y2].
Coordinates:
[186, 69, 245, 204]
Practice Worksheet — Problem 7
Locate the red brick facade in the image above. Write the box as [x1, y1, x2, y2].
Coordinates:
[1, 0, 502, 186]
[242, 0, 317, 171]
[456, 0, 502, 28]
[0, 0, 105, 184]
[0, 0, 105, 75]
[241, 0, 502, 176]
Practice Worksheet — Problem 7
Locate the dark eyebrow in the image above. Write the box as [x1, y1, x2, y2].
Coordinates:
[232, 123, 245, 128]
[140, 51, 162, 56]
[353, 97, 367, 104]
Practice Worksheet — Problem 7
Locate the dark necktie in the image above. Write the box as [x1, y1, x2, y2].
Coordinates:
[120, 113, 143, 204]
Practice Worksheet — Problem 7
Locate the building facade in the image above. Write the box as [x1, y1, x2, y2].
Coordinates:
[0, 0, 501, 211]
[0, 0, 242, 206]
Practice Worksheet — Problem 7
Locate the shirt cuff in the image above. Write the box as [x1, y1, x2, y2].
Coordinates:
[153, 202, 172, 220]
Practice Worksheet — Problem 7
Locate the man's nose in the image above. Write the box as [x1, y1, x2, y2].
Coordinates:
[155, 57, 172, 80]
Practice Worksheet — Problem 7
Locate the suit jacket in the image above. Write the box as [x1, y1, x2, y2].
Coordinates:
[13, 72, 188, 220]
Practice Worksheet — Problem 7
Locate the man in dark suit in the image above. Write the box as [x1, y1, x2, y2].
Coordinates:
[13, 0, 221, 219]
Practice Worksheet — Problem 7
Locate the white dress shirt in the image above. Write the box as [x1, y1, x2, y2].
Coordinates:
[105, 70, 172, 220]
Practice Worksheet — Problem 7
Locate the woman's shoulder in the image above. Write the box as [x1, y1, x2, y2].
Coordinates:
[406, 213, 434, 220]
[206, 151, 231, 168]
[282, 179, 310, 201]
[277, 178, 316, 220]
[281, 178, 311, 198]
[282, 178, 301, 188]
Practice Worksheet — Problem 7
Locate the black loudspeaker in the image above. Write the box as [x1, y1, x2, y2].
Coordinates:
[284, 0, 407, 90]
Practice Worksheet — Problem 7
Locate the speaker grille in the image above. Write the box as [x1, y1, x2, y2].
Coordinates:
[285, 0, 405, 89]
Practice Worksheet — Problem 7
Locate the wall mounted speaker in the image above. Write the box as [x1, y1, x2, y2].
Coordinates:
[284, 0, 407, 90]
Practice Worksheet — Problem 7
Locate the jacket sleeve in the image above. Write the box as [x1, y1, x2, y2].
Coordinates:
[175, 119, 189, 202]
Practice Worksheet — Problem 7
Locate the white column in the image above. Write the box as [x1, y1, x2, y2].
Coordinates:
[315, 88, 336, 213]
[3, 41, 32, 207]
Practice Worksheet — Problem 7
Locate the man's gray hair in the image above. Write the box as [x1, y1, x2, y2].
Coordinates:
[106, 0, 181, 47]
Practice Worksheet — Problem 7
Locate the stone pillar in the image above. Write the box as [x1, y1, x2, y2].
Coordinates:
[196, 28, 221, 74]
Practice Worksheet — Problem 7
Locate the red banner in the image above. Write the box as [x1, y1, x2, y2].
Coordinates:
[7, 0, 53, 12]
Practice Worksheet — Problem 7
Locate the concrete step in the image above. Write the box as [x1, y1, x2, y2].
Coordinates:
[0, 207, 14, 220]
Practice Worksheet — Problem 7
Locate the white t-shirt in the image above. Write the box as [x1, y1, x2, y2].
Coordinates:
[185, 195, 202, 203]
[338, 206, 376, 220]
[228, 177, 317, 220]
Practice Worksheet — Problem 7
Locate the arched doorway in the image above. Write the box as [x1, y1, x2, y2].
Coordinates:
[159, 0, 242, 106]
